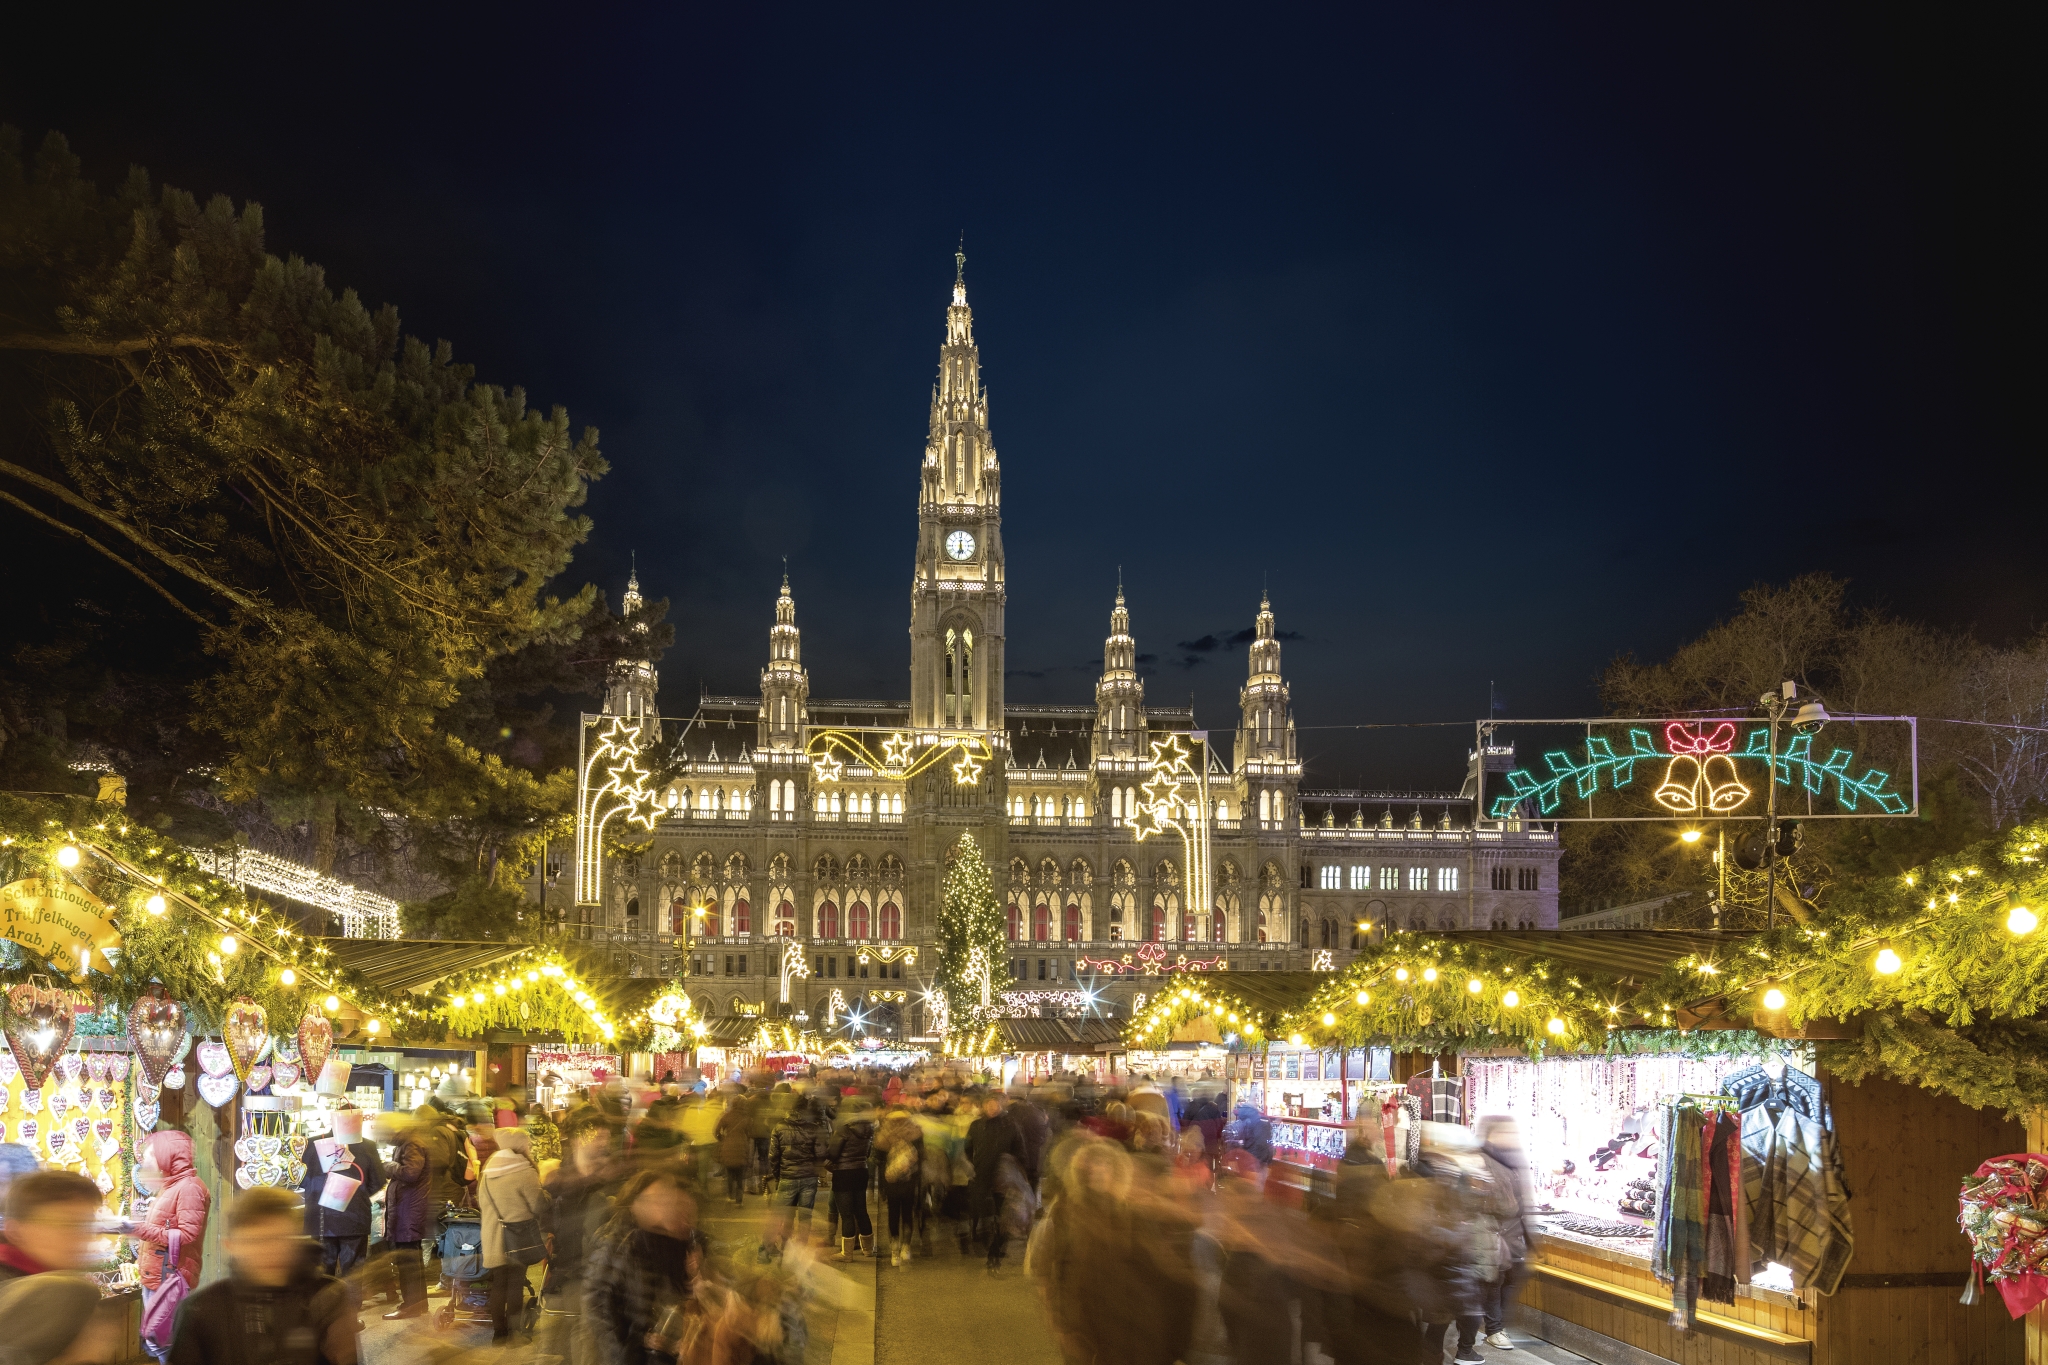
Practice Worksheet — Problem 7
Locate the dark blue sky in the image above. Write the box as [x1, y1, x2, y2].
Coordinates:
[7, 6, 2036, 787]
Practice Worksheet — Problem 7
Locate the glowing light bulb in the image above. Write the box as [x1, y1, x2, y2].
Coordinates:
[1501, 990, 1520, 1008]
[1467, 979, 1483, 994]
[2009, 906, 2038, 937]
[1762, 988, 1787, 1011]
[366, 1019, 381, 1035]
[1288, 1033, 1304, 1047]
[1422, 967, 1438, 982]
[219, 935, 238, 954]
[1546, 1017, 1566, 1036]
[1355, 990, 1370, 1006]
[493, 983, 507, 996]
[280, 968, 296, 986]
[1873, 948, 1902, 976]
[146, 894, 166, 916]
[1680, 829, 1701, 844]
[55, 845, 80, 869]
[1321, 1012, 1337, 1027]
[1394, 968, 1409, 982]
[325, 995, 340, 1013]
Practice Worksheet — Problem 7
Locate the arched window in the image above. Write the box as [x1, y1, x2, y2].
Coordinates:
[1109, 788, 1122, 820]
[1064, 902, 1081, 941]
[733, 898, 750, 936]
[849, 901, 870, 940]
[1212, 905, 1226, 942]
[768, 782, 781, 813]
[1258, 789, 1272, 823]
[1006, 901, 1021, 941]
[670, 898, 688, 935]
[879, 901, 901, 940]
[1033, 902, 1051, 941]
[818, 901, 839, 940]
[776, 901, 796, 936]
[626, 897, 640, 922]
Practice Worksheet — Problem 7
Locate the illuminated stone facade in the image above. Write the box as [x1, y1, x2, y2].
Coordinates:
[578, 260, 1559, 1030]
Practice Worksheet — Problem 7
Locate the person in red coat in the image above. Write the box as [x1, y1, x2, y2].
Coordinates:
[131, 1131, 210, 1294]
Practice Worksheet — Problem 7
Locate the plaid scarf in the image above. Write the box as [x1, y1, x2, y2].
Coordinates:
[1660, 1103, 1708, 1329]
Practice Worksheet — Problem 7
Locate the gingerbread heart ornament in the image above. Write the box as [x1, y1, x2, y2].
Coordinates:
[195, 1041, 232, 1078]
[3, 983, 75, 1092]
[271, 1062, 301, 1091]
[94, 1118, 117, 1162]
[126, 994, 191, 1086]
[245, 1064, 272, 1094]
[196, 1071, 240, 1109]
[296, 1010, 334, 1082]
[223, 999, 268, 1082]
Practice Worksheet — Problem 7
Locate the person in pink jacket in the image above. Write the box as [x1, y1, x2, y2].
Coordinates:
[130, 1131, 210, 1292]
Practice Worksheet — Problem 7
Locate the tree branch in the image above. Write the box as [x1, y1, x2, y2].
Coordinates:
[0, 487, 210, 626]
[0, 332, 232, 356]
[0, 458, 279, 628]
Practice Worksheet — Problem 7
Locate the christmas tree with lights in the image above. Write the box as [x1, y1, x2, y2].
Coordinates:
[935, 832, 1005, 1038]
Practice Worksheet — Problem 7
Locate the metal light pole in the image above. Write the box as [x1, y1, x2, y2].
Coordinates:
[1760, 681, 1794, 930]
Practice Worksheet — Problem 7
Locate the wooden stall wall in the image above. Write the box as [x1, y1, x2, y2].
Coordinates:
[1811, 1073, 2022, 1365]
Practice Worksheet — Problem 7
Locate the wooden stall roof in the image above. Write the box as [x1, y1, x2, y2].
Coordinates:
[993, 1017, 1125, 1051]
[1174, 971, 1331, 1021]
[698, 1017, 764, 1046]
[1430, 929, 1741, 980]
[318, 939, 530, 994]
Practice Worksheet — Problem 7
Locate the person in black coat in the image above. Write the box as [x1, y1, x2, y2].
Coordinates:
[169, 1187, 355, 1365]
[965, 1096, 1023, 1262]
[300, 1108, 388, 1297]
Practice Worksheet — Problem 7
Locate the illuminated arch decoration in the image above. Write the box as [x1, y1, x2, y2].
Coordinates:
[804, 728, 993, 788]
[440, 952, 633, 1044]
[1125, 980, 1269, 1047]
[1486, 721, 1912, 821]
[575, 715, 664, 905]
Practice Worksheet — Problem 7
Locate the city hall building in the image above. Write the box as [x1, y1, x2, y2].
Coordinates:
[571, 260, 1559, 1033]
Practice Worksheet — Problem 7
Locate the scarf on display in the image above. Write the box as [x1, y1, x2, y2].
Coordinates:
[1701, 1112, 1743, 1304]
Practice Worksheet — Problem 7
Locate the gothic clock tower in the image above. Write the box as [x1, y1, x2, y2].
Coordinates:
[910, 251, 1005, 734]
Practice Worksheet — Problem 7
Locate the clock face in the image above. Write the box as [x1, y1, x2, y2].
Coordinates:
[945, 530, 977, 561]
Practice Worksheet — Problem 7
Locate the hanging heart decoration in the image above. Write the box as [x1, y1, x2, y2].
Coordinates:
[3, 982, 76, 1092]
[132, 1096, 159, 1133]
[162, 1064, 186, 1092]
[94, 1167, 113, 1194]
[70, 1114, 89, 1151]
[55, 1054, 82, 1084]
[44, 1126, 68, 1160]
[46, 1087, 70, 1124]
[234, 1136, 258, 1163]
[0, 1052, 16, 1085]
[271, 1062, 301, 1091]
[94, 1118, 117, 1162]
[126, 994, 190, 1087]
[273, 1034, 301, 1066]
[223, 999, 268, 1082]
[255, 1033, 274, 1065]
[233, 1164, 255, 1190]
[85, 1054, 108, 1083]
[16, 1118, 36, 1149]
[196, 1072, 240, 1109]
[22, 1087, 42, 1113]
[245, 1063, 273, 1094]
[195, 1040, 232, 1078]
[297, 1010, 335, 1081]
[96, 1087, 115, 1113]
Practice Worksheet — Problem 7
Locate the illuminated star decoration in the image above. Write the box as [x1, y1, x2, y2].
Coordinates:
[952, 746, 984, 786]
[880, 732, 912, 768]
[812, 751, 844, 783]
[576, 715, 665, 904]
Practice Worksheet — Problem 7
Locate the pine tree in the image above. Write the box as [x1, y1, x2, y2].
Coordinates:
[934, 832, 1006, 1038]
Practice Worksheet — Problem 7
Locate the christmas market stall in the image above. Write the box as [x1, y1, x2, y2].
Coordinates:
[1263, 836, 2048, 1365]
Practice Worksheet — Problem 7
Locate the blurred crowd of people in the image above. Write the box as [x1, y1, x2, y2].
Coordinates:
[0, 1065, 1536, 1365]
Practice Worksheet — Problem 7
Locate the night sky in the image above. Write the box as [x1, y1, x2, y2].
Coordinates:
[6, 7, 2036, 789]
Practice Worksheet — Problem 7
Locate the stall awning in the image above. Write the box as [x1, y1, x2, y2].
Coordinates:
[698, 1018, 764, 1046]
[993, 1017, 1125, 1051]
[318, 939, 530, 994]
[1430, 929, 1743, 980]
[1174, 971, 1332, 1022]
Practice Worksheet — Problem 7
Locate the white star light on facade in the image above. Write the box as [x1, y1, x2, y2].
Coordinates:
[881, 732, 911, 767]
[812, 751, 844, 783]
[952, 746, 983, 786]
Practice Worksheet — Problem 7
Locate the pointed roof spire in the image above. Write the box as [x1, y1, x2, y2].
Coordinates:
[953, 235, 967, 306]
[781, 554, 790, 595]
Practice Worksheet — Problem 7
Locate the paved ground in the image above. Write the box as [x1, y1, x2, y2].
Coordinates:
[355, 1184, 1590, 1365]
